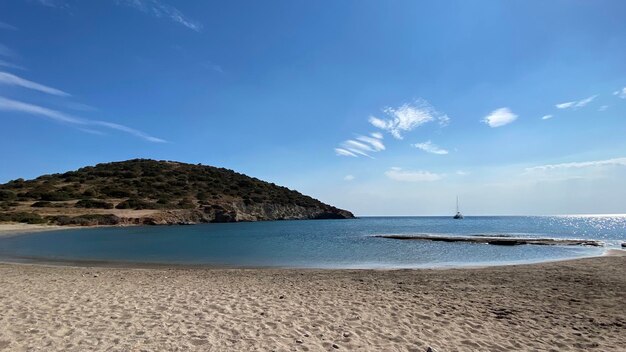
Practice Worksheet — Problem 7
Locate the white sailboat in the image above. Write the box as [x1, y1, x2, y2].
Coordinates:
[453, 196, 463, 219]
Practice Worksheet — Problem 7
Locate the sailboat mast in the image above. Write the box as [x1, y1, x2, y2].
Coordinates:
[456, 196, 459, 213]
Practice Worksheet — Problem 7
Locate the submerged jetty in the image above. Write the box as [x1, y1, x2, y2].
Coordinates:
[375, 234, 603, 247]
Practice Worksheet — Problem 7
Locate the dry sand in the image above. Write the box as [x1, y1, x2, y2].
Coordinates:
[0, 254, 624, 352]
[0, 223, 78, 237]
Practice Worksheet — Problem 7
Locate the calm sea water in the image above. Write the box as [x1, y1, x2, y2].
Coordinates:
[0, 216, 624, 268]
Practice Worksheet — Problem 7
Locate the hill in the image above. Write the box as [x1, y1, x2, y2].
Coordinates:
[0, 159, 354, 226]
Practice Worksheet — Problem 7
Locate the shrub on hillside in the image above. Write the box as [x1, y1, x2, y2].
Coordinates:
[115, 198, 157, 210]
[0, 212, 46, 224]
[75, 199, 114, 209]
[50, 214, 120, 226]
[0, 190, 16, 201]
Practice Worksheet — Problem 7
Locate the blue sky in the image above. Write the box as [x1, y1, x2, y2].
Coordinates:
[1, 0, 625, 215]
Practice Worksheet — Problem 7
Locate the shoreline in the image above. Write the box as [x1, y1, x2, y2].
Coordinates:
[0, 222, 133, 238]
[0, 255, 624, 351]
[0, 223, 80, 236]
[1, 223, 622, 271]
[0, 247, 621, 272]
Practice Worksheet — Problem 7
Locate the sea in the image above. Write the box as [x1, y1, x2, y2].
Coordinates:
[0, 215, 624, 269]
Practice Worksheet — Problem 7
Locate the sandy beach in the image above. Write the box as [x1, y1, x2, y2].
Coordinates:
[0, 223, 81, 237]
[0, 253, 624, 351]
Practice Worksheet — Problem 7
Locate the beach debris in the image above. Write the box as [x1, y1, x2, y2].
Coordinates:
[303, 332, 310, 337]
[295, 339, 303, 344]
[332, 343, 340, 349]
[342, 331, 351, 338]
[426, 347, 438, 352]
[279, 295, 285, 299]
[621, 242, 626, 248]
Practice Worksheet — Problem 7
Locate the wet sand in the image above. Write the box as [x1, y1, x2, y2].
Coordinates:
[0, 253, 624, 351]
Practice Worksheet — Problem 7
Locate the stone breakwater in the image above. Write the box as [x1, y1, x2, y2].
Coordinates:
[375, 234, 603, 246]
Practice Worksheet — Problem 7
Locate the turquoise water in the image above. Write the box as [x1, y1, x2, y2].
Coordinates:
[0, 216, 624, 268]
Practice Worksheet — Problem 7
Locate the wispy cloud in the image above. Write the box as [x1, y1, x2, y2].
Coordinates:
[0, 43, 16, 58]
[541, 114, 553, 120]
[0, 71, 70, 97]
[412, 141, 448, 155]
[483, 107, 517, 127]
[369, 99, 449, 139]
[35, 0, 68, 8]
[456, 170, 468, 176]
[614, 87, 626, 99]
[555, 95, 597, 109]
[0, 96, 82, 124]
[356, 135, 385, 151]
[598, 105, 608, 112]
[0, 59, 25, 71]
[118, 0, 203, 32]
[0, 96, 166, 143]
[202, 61, 224, 74]
[525, 157, 626, 172]
[336, 132, 385, 158]
[339, 140, 374, 158]
[63, 101, 98, 112]
[334, 148, 358, 157]
[0, 21, 17, 31]
[385, 167, 443, 182]
[344, 175, 355, 181]
[92, 120, 166, 143]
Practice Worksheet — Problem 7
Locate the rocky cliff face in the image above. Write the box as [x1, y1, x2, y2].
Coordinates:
[120, 201, 354, 225]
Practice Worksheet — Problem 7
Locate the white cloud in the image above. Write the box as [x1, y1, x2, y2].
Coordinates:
[0, 71, 70, 97]
[368, 99, 449, 139]
[385, 167, 443, 182]
[412, 141, 448, 155]
[202, 61, 224, 73]
[118, 0, 203, 32]
[598, 105, 608, 112]
[336, 134, 385, 158]
[343, 175, 355, 181]
[0, 59, 26, 71]
[338, 140, 373, 158]
[63, 101, 98, 112]
[0, 43, 15, 58]
[0, 21, 17, 31]
[541, 114, 553, 120]
[334, 148, 358, 157]
[92, 120, 166, 143]
[614, 88, 626, 99]
[344, 139, 374, 152]
[456, 170, 468, 176]
[0, 96, 166, 143]
[555, 101, 575, 109]
[36, 0, 68, 8]
[555, 95, 597, 109]
[0, 96, 82, 124]
[525, 157, 626, 172]
[371, 132, 383, 139]
[483, 107, 517, 127]
[356, 135, 385, 151]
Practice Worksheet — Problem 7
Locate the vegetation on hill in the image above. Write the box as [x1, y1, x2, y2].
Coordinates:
[0, 159, 354, 225]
